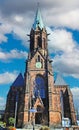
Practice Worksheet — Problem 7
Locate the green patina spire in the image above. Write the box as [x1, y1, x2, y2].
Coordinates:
[33, 4, 44, 30]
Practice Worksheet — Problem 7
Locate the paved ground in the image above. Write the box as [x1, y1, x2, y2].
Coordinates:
[16, 126, 79, 130]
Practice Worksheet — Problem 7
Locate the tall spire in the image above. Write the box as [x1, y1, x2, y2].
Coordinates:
[33, 4, 44, 30]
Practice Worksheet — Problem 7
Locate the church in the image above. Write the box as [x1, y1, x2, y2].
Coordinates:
[4, 7, 77, 128]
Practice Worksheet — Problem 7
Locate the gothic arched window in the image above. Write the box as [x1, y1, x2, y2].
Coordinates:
[43, 38, 46, 49]
[41, 59, 43, 68]
[37, 36, 42, 48]
[38, 55, 40, 62]
[36, 55, 40, 62]
[34, 75, 46, 98]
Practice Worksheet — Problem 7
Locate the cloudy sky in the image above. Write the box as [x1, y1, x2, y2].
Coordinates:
[0, 0, 79, 111]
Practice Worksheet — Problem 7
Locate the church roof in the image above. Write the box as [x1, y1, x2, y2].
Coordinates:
[32, 5, 44, 30]
[11, 73, 24, 87]
[54, 74, 67, 86]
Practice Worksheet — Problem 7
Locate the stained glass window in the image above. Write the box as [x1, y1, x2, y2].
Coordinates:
[34, 75, 46, 98]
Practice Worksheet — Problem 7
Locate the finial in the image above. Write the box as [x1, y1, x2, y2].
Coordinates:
[32, 3, 44, 30]
[37, 2, 40, 8]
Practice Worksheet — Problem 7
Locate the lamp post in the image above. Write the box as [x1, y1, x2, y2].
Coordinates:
[14, 92, 19, 128]
[29, 108, 37, 130]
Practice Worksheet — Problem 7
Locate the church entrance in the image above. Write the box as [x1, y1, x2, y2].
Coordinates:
[35, 105, 44, 124]
[35, 113, 42, 124]
[33, 75, 46, 125]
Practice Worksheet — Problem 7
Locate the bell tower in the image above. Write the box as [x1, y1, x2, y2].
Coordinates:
[23, 6, 54, 126]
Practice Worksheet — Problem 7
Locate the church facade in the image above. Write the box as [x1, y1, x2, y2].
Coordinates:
[4, 7, 77, 128]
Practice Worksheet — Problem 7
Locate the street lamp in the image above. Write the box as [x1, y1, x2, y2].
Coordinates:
[29, 108, 37, 130]
[14, 92, 19, 127]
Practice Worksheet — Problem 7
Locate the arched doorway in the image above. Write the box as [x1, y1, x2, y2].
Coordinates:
[35, 105, 44, 124]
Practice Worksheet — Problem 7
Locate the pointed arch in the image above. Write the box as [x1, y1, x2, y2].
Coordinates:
[34, 75, 46, 99]
[37, 36, 42, 48]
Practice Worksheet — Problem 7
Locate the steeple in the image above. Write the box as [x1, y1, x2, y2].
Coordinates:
[30, 5, 47, 53]
[32, 4, 44, 30]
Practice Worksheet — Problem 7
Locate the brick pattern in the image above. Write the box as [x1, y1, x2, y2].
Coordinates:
[4, 87, 25, 127]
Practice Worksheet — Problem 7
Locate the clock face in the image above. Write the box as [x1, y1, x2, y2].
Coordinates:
[36, 62, 42, 68]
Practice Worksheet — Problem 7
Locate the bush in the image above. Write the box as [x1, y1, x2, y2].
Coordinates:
[8, 117, 15, 126]
[0, 121, 6, 128]
[39, 126, 50, 130]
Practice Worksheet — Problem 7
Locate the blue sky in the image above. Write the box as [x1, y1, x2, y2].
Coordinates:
[0, 0, 79, 110]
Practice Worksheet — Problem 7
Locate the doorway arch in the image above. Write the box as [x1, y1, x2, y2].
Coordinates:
[35, 105, 44, 124]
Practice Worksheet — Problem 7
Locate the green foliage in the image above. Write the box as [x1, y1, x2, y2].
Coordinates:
[39, 126, 50, 130]
[8, 117, 15, 126]
[0, 121, 6, 128]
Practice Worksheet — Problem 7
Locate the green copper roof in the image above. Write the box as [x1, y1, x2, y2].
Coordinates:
[54, 74, 67, 86]
[33, 6, 44, 30]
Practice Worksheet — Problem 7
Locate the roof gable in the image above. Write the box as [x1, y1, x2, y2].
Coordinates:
[34, 97, 44, 108]
[31, 49, 46, 61]
[11, 73, 24, 87]
[54, 74, 67, 86]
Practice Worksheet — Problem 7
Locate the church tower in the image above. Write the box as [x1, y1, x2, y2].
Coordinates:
[23, 6, 77, 127]
[23, 6, 54, 126]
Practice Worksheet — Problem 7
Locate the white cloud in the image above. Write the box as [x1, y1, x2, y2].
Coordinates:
[71, 87, 79, 109]
[0, 71, 18, 84]
[0, 0, 79, 46]
[47, 27, 75, 53]
[52, 47, 79, 78]
[0, 23, 12, 43]
[0, 97, 6, 108]
[46, 27, 79, 78]
[0, 33, 7, 43]
[14, 15, 23, 22]
[0, 1, 79, 79]
[45, 9, 79, 29]
[0, 24, 76, 79]
[53, 52, 79, 78]
[0, 49, 28, 61]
